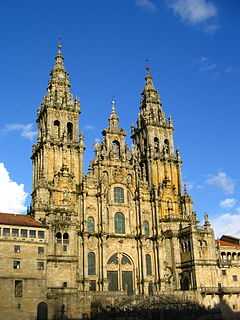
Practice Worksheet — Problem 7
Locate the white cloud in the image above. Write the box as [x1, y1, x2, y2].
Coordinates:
[219, 198, 237, 209]
[212, 212, 240, 238]
[199, 56, 217, 72]
[167, 0, 217, 24]
[3, 123, 36, 141]
[0, 163, 27, 213]
[84, 125, 95, 131]
[136, 0, 156, 11]
[206, 172, 235, 194]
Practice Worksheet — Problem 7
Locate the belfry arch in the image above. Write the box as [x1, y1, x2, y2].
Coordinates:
[106, 253, 134, 295]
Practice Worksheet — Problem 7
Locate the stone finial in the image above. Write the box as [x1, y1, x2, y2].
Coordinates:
[204, 213, 211, 227]
[111, 98, 116, 112]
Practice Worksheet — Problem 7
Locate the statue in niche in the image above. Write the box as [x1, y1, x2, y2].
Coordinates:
[63, 189, 69, 204]
[112, 140, 120, 159]
[163, 263, 174, 286]
[101, 171, 109, 185]
[101, 144, 107, 158]
[127, 174, 132, 185]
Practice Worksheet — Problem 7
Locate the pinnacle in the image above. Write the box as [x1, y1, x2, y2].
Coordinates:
[108, 98, 120, 130]
[47, 42, 71, 95]
[144, 67, 156, 92]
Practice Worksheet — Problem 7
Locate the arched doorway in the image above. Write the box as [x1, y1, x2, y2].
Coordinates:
[107, 253, 134, 295]
[37, 302, 48, 320]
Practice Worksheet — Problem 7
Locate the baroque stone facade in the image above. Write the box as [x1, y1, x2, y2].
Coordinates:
[0, 44, 240, 320]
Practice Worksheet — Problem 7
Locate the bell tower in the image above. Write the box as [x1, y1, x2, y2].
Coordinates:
[31, 43, 85, 291]
[131, 69, 192, 220]
[31, 43, 84, 223]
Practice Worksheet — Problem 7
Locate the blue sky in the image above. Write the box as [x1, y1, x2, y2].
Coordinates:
[0, 0, 240, 236]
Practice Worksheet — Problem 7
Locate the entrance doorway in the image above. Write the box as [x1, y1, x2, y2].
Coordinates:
[107, 253, 134, 295]
[37, 302, 48, 320]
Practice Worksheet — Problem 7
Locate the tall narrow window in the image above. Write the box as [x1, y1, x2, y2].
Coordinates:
[154, 137, 159, 153]
[63, 233, 69, 245]
[143, 221, 150, 236]
[54, 120, 60, 138]
[114, 212, 125, 234]
[88, 252, 96, 275]
[15, 280, 23, 297]
[67, 122, 73, 141]
[56, 232, 62, 244]
[146, 254, 152, 276]
[87, 217, 95, 233]
[164, 139, 169, 154]
[3, 228, 10, 237]
[114, 187, 124, 203]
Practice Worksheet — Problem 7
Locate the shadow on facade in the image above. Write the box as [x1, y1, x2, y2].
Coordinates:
[216, 298, 240, 320]
[89, 296, 240, 320]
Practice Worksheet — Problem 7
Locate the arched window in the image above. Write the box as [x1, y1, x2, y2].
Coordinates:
[88, 252, 96, 275]
[164, 139, 169, 154]
[63, 233, 69, 244]
[54, 120, 60, 138]
[112, 140, 120, 158]
[56, 232, 62, 244]
[114, 187, 124, 203]
[121, 255, 131, 265]
[67, 122, 73, 141]
[114, 212, 125, 234]
[107, 253, 118, 265]
[143, 221, 150, 236]
[146, 254, 152, 276]
[154, 137, 159, 153]
[221, 252, 226, 260]
[87, 217, 95, 233]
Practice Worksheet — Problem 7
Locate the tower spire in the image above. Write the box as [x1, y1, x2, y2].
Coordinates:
[143, 66, 156, 93]
[108, 98, 119, 131]
[39, 43, 79, 113]
[138, 68, 165, 127]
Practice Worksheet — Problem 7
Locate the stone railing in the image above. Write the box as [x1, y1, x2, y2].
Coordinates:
[199, 286, 240, 294]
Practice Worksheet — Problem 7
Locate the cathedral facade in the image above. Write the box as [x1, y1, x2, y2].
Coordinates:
[0, 45, 240, 320]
